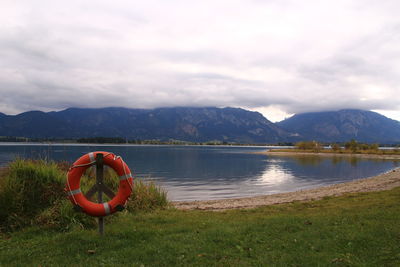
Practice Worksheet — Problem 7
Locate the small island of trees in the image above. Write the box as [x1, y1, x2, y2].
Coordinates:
[293, 139, 399, 155]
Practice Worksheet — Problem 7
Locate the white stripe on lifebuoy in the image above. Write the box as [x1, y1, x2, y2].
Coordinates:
[119, 173, 132, 180]
[68, 188, 81, 196]
[103, 202, 111, 215]
[89, 152, 95, 162]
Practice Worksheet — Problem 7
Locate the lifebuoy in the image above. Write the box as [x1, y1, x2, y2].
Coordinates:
[65, 151, 133, 217]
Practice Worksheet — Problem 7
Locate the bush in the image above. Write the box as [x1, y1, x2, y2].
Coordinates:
[344, 139, 358, 152]
[295, 141, 322, 152]
[369, 143, 379, 151]
[331, 143, 341, 152]
[0, 159, 67, 231]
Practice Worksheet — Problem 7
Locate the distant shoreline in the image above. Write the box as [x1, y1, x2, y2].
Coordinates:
[254, 150, 400, 160]
[173, 167, 400, 211]
[0, 141, 277, 148]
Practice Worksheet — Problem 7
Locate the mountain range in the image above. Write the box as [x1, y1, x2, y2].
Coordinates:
[0, 107, 399, 144]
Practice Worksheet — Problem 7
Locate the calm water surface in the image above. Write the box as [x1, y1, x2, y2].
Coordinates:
[0, 143, 398, 201]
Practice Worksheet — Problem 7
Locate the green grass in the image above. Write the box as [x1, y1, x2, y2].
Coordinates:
[1, 186, 399, 266]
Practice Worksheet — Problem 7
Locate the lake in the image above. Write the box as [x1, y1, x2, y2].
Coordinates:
[0, 143, 398, 201]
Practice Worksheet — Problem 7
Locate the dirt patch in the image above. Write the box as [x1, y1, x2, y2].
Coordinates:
[173, 167, 400, 211]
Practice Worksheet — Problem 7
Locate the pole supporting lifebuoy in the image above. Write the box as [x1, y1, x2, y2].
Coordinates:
[65, 151, 134, 217]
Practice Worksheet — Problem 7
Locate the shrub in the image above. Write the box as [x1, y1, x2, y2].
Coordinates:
[345, 139, 359, 153]
[295, 141, 322, 152]
[369, 143, 379, 151]
[0, 159, 66, 231]
[331, 143, 341, 152]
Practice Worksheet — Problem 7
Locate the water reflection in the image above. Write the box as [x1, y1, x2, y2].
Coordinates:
[292, 155, 363, 167]
[293, 156, 324, 166]
[258, 161, 294, 185]
[0, 144, 398, 201]
[291, 155, 400, 169]
[349, 157, 359, 167]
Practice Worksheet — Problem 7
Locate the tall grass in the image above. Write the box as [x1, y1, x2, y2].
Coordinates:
[127, 179, 169, 212]
[0, 159, 169, 232]
[0, 159, 92, 232]
[0, 159, 61, 230]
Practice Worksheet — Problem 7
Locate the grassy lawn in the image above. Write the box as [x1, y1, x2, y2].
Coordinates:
[1, 187, 399, 266]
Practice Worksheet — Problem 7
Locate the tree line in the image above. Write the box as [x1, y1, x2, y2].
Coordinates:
[295, 139, 395, 153]
[1, 136, 399, 149]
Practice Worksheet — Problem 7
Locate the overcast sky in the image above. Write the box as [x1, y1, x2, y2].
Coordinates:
[0, 0, 399, 122]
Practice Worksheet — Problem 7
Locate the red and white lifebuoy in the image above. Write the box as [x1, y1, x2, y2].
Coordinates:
[65, 151, 133, 217]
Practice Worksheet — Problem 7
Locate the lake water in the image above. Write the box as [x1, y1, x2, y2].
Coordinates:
[0, 143, 398, 201]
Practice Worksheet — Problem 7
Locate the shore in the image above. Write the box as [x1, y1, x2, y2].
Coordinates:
[255, 150, 400, 160]
[173, 152, 400, 210]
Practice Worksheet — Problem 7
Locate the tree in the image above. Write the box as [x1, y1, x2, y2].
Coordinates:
[345, 139, 358, 153]
[331, 143, 341, 152]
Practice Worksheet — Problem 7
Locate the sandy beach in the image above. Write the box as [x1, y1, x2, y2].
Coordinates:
[173, 151, 400, 211]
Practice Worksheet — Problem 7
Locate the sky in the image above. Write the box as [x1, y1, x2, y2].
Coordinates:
[0, 0, 399, 122]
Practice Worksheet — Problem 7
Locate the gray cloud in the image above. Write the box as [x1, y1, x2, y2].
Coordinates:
[0, 0, 399, 121]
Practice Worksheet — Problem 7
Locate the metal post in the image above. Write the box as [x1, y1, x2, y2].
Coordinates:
[96, 153, 104, 235]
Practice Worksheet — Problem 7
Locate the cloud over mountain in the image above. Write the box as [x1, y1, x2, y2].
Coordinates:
[0, 0, 399, 121]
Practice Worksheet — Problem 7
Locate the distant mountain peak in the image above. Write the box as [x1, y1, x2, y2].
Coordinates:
[278, 109, 400, 143]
